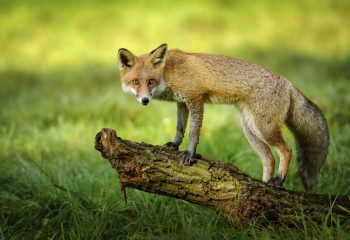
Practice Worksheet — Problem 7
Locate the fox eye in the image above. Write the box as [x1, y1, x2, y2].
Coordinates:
[148, 79, 156, 85]
[132, 79, 140, 85]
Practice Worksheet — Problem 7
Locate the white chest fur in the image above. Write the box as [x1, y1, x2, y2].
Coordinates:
[173, 91, 187, 102]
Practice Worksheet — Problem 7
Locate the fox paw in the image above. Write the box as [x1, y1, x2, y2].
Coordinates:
[267, 176, 284, 188]
[183, 151, 195, 165]
[182, 151, 202, 165]
[163, 142, 179, 151]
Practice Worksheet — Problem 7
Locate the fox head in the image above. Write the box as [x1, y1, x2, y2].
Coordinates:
[117, 43, 168, 105]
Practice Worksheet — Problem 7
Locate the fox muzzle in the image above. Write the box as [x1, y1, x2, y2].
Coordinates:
[141, 97, 149, 105]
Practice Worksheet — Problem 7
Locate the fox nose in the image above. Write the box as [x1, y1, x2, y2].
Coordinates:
[141, 98, 149, 105]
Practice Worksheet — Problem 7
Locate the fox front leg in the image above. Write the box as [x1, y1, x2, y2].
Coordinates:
[164, 102, 189, 150]
[183, 99, 204, 165]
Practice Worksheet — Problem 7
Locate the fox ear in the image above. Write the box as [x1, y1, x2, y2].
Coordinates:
[149, 43, 168, 68]
[118, 48, 136, 70]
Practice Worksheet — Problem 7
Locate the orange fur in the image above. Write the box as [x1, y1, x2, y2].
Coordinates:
[117, 44, 328, 190]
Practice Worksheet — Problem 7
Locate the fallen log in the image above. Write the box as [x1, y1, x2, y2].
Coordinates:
[94, 128, 350, 227]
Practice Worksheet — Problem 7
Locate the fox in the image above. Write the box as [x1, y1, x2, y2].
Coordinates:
[117, 43, 329, 190]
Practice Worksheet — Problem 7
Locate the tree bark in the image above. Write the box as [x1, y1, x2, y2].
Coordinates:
[94, 128, 350, 227]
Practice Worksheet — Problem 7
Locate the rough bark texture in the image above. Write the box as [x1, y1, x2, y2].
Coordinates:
[94, 128, 350, 227]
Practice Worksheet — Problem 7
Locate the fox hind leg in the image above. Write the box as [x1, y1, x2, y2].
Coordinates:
[240, 106, 292, 187]
[268, 139, 292, 187]
[256, 123, 292, 187]
[241, 117, 275, 182]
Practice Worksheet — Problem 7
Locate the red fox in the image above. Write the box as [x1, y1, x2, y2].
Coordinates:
[117, 43, 329, 190]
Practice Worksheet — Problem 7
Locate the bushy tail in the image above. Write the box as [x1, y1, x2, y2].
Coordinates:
[286, 87, 329, 191]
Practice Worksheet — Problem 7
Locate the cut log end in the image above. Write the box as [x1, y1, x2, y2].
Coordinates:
[94, 128, 350, 227]
[95, 128, 125, 159]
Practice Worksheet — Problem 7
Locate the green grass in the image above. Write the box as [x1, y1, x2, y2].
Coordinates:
[1, 0, 350, 239]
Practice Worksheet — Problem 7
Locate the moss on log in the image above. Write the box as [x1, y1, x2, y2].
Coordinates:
[94, 128, 350, 227]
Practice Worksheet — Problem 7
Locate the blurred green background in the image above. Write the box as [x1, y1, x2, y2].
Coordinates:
[1, 0, 349, 239]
